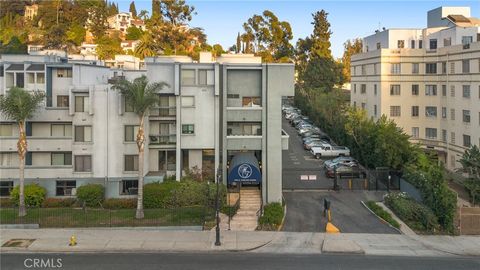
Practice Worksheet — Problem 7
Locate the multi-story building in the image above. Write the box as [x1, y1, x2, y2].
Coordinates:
[351, 6, 480, 170]
[107, 12, 146, 34]
[0, 52, 293, 204]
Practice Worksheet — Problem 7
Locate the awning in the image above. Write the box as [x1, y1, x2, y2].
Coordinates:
[6, 64, 24, 71]
[26, 64, 45, 71]
[227, 152, 261, 185]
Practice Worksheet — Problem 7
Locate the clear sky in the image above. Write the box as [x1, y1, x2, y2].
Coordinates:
[116, 0, 480, 58]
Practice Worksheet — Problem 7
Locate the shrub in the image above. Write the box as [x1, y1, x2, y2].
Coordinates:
[42, 198, 76, 208]
[76, 184, 104, 207]
[0, 198, 14, 208]
[143, 181, 181, 208]
[10, 184, 46, 207]
[365, 201, 400, 229]
[103, 198, 137, 209]
[258, 202, 284, 230]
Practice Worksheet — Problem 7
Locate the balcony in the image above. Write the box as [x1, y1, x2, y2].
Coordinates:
[107, 75, 125, 84]
[0, 137, 72, 152]
[149, 134, 176, 145]
[226, 107, 262, 122]
[149, 107, 176, 118]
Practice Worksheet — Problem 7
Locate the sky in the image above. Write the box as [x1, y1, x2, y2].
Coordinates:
[116, 0, 480, 58]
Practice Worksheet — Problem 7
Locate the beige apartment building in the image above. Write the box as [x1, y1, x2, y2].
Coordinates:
[351, 7, 480, 170]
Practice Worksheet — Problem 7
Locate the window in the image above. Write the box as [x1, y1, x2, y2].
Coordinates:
[121, 180, 138, 195]
[37, 73, 45, 83]
[74, 96, 89, 112]
[353, 84, 356, 93]
[463, 135, 471, 147]
[374, 64, 378, 74]
[74, 126, 92, 142]
[425, 106, 437, 117]
[442, 107, 447, 119]
[374, 105, 377, 116]
[182, 124, 194, 134]
[425, 85, 437, 96]
[181, 69, 195, 85]
[57, 96, 69, 107]
[391, 63, 401, 74]
[74, 155, 92, 172]
[124, 125, 139, 142]
[425, 63, 437, 74]
[450, 85, 455, 97]
[451, 132, 456, 144]
[390, 106, 401, 117]
[412, 63, 419, 74]
[56, 181, 76, 196]
[181, 96, 195, 107]
[411, 127, 419, 138]
[51, 152, 72, 166]
[451, 109, 455, 120]
[411, 40, 415, 49]
[442, 85, 447, 97]
[376, 42, 381, 50]
[57, 68, 72, 78]
[441, 62, 447, 74]
[361, 65, 366, 75]
[442, 130, 447, 142]
[390, 85, 400, 95]
[0, 124, 13, 136]
[360, 84, 366, 94]
[419, 40, 423, 49]
[374, 84, 377, 95]
[450, 62, 455, 74]
[463, 110, 470, 123]
[397, 40, 405, 48]
[411, 106, 419, 117]
[411, 84, 419, 95]
[124, 98, 134, 112]
[28, 73, 35, 84]
[462, 60, 470, 73]
[425, 128, 437, 139]
[462, 36, 473, 46]
[443, 38, 451, 47]
[51, 124, 72, 137]
[198, 70, 208, 85]
[463, 85, 471, 98]
[0, 181, 14, 197]
[242, 97, 261, 107]
[429, 39, 437, 50]
[124, 155, 139, 171]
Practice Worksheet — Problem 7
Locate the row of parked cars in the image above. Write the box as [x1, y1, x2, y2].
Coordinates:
[283, 105, 366, 179]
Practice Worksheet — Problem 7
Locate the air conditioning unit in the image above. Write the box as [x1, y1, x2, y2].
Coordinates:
[71, 188, 77, 196]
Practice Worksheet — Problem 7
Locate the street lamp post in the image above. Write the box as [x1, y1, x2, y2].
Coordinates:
[215, 168, 222, 246]
[333, 165, 339, 191]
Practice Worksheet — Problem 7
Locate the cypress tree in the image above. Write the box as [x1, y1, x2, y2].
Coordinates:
[129, 1, 137, 18]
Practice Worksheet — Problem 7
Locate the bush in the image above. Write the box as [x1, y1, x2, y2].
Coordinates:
[10, 184, 46, 207]
[103, 198, 137, 209]
[258, 202, 284, 230]
[143, 181, 181, 208]
[76, 184, 104, 207]
[0, 198, 14, 208]
[365, 201, 400, 229]
[42, 198, 76, 208]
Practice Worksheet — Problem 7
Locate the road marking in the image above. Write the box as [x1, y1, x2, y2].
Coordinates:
[293, 162, 301, 165]
[300, 175, 318, 181]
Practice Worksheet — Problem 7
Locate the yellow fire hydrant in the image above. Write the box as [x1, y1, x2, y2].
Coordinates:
[69, 235, 77, 246]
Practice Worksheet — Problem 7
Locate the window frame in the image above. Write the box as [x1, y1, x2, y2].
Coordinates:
[181, 124, 195, 135]
[124, 155, 139, 172]
[55, 180, 76, 196]
[51, 152, 72, 166]
[74, 125, 92, 142]
[120, 179, 138, 195]
[74, 155, 92, 172]
[0, 181, 14, 197]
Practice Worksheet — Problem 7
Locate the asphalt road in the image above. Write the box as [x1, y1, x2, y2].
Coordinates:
[2, 252, 479, 270]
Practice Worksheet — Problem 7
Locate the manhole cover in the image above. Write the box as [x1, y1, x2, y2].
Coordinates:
[2, 239, 35, 248]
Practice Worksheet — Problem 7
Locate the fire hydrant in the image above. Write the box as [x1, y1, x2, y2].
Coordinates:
[69, 235, 77, 246]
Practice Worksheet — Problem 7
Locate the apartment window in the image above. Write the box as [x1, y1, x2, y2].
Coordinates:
[376, 42, 381, 50]
[57, 96, 69, 108]
[412, 63, 419, 74]
[442, 85, 447, 97]
[361, 65, 366, 75]
[51, 124, 72, 137]
[121, 180, 138, 195]
[390, 106, 401, 117]
[462, 36, 473, 46]
[425, 63, 437, 74]
[451, 132, 456, 144]
[450, 85, 455, 97]
[419, 40, 423, 49]
[181, 69, 195, 85]
[242, 97, 261, 107]
[429, 39, 437, 50]
[74, 96, 89, 112]
[390, 85, 400, 95]
[374, 64, 378, 75]
[462, 85, 471, 98]
[374, 105, 377, 116]
[411, 127, 419, 139]
[353, 84, 356, 93]
[74, 155, 92, 172]
[411, 85, 419, 96]
[182, 124, 194, 134]
[397, 40, 405, 48]
[0, 181, 14, 197]
[0, 124, 13, 136]
[374, 84, 377, 95]
[124, 98, 134, 112]
[411, 106, 419, 117]
[28, 73, 35, 84]
[443, 38, 451, 47]
[451, 109, 455, 120]
[37, 73, 45, 83]
[198, 70, 208, 85]
[462, 60, 470, 73]
[124, 125, 139, 142]
[442, 107, 447, 119]
[463, 135, 471, 147]
[425, 106, 437, 117]
[463, 110, 471, 123]
[411, 40, 415, 49]
[442, 130, 447, 142]
[56, 181, 76, 196]
[425, 85, 437, 96]
[360, 84, 366, 94]
[74, 126, 92, 142]
[441, 62, 447, 74]
[391, 63, 401, 74]
[181, 96, 195, 107]
[57, 68, 72, 78]
[51, 152, 72, 166]
[425, 128, 437, 140]
[450, 62, 455, 74]
[124, 155, 139, 171]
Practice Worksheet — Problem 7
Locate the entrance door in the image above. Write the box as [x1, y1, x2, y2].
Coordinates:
[159, 150, 176, 172]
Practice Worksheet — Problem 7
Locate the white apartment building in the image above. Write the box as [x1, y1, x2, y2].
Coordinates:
[351, 6, 480, 170]
[0, 52, 293, 204]
[107, 12, 146, 34]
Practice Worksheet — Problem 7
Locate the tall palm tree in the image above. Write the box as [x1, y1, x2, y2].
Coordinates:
[0, 87, 44, 217]
[113, 76, 168, 219]
[134, 33, 159, 59]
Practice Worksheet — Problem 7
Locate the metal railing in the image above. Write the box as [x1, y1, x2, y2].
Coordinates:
[150, 107, 176, 117]
[149, 135, 176, 145]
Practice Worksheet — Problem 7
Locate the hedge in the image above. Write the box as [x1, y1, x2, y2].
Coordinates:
[10, 184, 46, 207]
[365, 201, 400, 229]
[258, 202, 284, 230]
[76, 184, 104, 207]
[42, 198, 77, 208]
[103, 198, 137, 209]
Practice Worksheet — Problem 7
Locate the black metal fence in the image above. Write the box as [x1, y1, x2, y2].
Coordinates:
[331, 169, 401, 191]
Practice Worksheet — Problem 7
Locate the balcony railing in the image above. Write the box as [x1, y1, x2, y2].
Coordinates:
[150, 107, 176, 117]
[149, 134, 176, 145]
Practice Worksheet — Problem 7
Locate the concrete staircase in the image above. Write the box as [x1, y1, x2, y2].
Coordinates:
[229, 188, 262, 231]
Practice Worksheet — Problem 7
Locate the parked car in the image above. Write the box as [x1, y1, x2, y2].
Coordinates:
[304, 140, 328, 150]
[310, 144, 350, 159]
[302, 134, 322, 142]
[325, 164, 366, 178]
[324, 156, 357, 169]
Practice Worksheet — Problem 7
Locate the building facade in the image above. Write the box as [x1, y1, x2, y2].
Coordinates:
[351, 6, 480, 170]
[0, 53, 293, 204]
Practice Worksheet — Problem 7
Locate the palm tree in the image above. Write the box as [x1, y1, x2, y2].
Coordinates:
[134, 33, 159, 59]
[0, 87, 44, 217]
[112, 76, 168, 219]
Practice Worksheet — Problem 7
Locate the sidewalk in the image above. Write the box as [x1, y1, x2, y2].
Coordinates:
[1, 228, 479, 257]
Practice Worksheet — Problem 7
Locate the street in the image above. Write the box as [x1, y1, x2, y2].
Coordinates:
[2, 252, 480, 270]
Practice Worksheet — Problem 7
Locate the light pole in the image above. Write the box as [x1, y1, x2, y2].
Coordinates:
[215, 168, 222, 246]
[333, 165, 339, 191]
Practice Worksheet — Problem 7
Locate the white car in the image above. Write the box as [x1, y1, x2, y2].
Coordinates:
[310, 144, 350, 159]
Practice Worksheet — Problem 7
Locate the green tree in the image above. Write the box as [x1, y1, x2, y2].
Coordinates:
[44, 24, 66, 49]
[310, 10, 332, 59]
[458, 145, 480, 204]
[152, 0, 161, 19]
[134, 33, 159, 59]
[0, 36, 27, 54]
[112, 76, 168, 219]
[66, 22, 86, 46]
[96, 36, 123, 60]
[211, 44, 224, 57]
[160, 0, 195, 26]
[0, 87, 44, 217]
[126, 26, 143, 40]
[129, 1, 137, 18]
[236, 32, 241, 53]
[302, 57, 344, 90]
[87, 0, 108, 40]
[341, 38, 363, 81]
